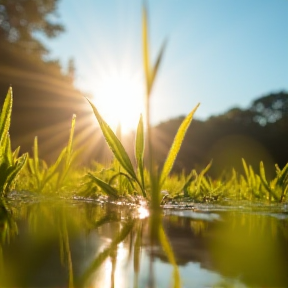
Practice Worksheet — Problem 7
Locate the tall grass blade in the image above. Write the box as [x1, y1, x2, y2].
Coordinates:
[86, 98, 137, 180]
[12, 146, 20, 161]
[33, 137, 40, 180]
[259, 161, 274, 201]
[42, 148, 67, 188]
[135, 114, 145, 188]
[160, 103, 200, 188]
[242, 158, 250, 184]
[150, 39, 167, 91]
[259, 161, 268, 187]
[3, 133, 12, 165]
[142, 4, 151, 94]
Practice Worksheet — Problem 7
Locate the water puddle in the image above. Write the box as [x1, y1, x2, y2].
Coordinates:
[0, 195, 287, 287]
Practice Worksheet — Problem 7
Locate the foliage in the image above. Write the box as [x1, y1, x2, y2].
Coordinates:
[0, 87, 27, 197]
[0, 0, 64, 57]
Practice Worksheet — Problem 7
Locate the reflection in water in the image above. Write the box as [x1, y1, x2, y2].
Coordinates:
[0, 197, 287, 287]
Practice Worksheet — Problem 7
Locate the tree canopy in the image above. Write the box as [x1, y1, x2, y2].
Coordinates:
[0, 0, 64, 57]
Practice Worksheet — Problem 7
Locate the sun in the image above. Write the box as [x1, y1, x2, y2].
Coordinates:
[89, 68, 145, 134]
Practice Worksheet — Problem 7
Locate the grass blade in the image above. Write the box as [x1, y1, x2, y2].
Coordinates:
[259, 161, 275, 201]
[86, 98, 137, 180]
[88, 172, 119, 198]
[242, 158, 250, 184]
[275, 162, 288, 187]
[66, 114, 76, 168]
[150, 39, 167, 92]
[142, 4, 151, 94]
[160, 103, 200, 188]
[12, 146, 20, 161]
[45, 147, 67, 183]
[3, 133, 12, 165]
[4, 153, 28, 195]
[33, 137, 40, 180]
[135, 114, 145, 188]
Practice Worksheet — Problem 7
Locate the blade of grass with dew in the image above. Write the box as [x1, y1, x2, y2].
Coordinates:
[3, 153, 27, 196]
[0, 87, 12, 146]
[259, 161, 270, 192]
[86, 98, 137, 180]
[0, 88, 28, 196]
[56, 114, 77, 189]
[12, 146, 20, 161]
[160, 103, 200, 188]
[275, 162, 288, 187]
[275, 162, 288, 202]
[88, 172, 119, 198]
[242, 158, 250, 185]
[135, 114, 145, 190]
[3, 132, 12, 165]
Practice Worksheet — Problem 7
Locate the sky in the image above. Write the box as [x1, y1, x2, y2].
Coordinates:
[41, 0, 288, 127]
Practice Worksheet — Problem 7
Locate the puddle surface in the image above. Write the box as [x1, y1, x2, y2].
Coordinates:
[1, 196, 288, 287]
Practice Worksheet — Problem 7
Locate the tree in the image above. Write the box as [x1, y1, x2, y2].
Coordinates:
[251, 91, 288, 126]
[0, 0, 97, 164]
[0, 0, 64, 57]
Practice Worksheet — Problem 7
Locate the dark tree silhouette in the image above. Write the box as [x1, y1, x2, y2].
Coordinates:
[251, 91, 288, 126]
[0, 0, 64, 57]
[0, 0, 106, 165]
[150, 91, 288, 179]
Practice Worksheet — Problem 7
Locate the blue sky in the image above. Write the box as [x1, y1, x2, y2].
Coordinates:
[42, 0, 288, 126]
